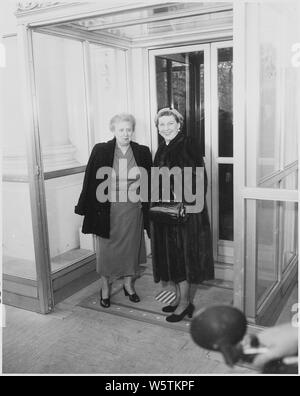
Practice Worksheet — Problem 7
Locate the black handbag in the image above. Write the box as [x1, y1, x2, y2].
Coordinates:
[149, 201, 189, 225]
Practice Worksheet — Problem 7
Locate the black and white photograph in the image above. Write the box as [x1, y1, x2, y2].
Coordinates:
[0, 0, 299, 378]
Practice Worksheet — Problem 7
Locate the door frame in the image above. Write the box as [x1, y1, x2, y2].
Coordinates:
[148, 43, 212, 221]
[11, 25, 54, 314]
[210, 40, 234, 266]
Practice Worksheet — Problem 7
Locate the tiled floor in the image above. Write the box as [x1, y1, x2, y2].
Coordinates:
[3, 258, 295, 375]
[2, 264, 253, 375]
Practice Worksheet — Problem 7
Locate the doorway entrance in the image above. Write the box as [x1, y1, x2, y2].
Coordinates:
[149, 42, 234, 281]
[4, 1, 297, 327]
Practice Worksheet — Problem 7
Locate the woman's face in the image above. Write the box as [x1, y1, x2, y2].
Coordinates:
[157, 115, 180, 144]
[113, 121, 134, 147]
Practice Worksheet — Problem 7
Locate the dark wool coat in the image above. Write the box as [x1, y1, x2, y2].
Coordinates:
[151, 132, 214, 284]
[75, 138, 152, 238]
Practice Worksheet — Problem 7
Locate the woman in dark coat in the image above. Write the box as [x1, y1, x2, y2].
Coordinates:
[75, 113, 152, 308]
[151, 108, 214, 322]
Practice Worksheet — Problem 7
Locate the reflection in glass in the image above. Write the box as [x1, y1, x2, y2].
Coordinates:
[2, 36, 28, 177]
[155, 51, 205, 153]
[172, 60, 188, 116]
[73, 2, 212, 31]
[2, 182, 37, 280]
[281, 201, 298, 273]
[256, 200, 278, 305]
[246, 195, 298, 315]
[90, 44, 128, 144]
[281, 170, 298, 191]
[219, 164, 233, 241]
[256, 3, 299, 181]
[218, 47, 233, 157]
[33, 33, 90, 170]
[258, 42, 278, 180]
[156, 57, 169, 111]
[281, 173, 298, 273]
[283, 68, 298, 166]
[92, 6, 233, 41]
[155, 55, 187, 118]
[45, 174, 95, 273]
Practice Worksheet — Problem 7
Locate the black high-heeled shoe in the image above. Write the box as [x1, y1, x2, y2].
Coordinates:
[123, 285, 140, 303]
[166, 303, 195, 322]
[100, 290, 110, 308]
[162, 304, 178, 313]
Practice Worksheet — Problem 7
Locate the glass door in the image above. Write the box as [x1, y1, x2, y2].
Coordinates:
[2, 27, 54, 314]
[2, 34, 41, 311]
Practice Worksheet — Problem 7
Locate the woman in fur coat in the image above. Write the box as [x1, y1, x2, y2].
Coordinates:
[151, 108, 214, 322]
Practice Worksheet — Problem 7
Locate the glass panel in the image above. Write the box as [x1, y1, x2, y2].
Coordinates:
[2, 182, 37, 280]
[155, 51, 205, 152]
[218, 164, 233, 241]
[44, 174, 95, 273]
[256, 196, 298, 307]
[256, 200, 279, 305]
[250, 3, 300, 182]
[69, 3, 232, 40]
[190, 52, 205, 154]
[156, 57, 168, 110]
[258, 40, 280, 180]
[218, 47, 233, 157]
[280, 172, 298, 273]
[90, 44, 128, 144]
[100, 8, 233, 40]
[155, 55, 187, 113]
[281, 170, 298, 190]
[73, 2, 215, 29]
[33, 33, 90, 170]
[281, 201, 298, 273]
[283, 67, 298, 167]
[1, 37, 36, 280]
[171, 60, 187, 117]
[1, 36, 28, 177]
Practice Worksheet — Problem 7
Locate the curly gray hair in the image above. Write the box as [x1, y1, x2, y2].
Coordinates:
[109, 113, 136, 132]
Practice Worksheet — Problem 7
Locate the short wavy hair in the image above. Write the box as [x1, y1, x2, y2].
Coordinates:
[154, 108, 184, 128]
[109, 113, 136, 132]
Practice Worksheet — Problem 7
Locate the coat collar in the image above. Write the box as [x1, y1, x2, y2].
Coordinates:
[130, 141, 142, 167]
[104, 138, 142, 167]
[154, 132, 185, 166]
[162, 131, 185, 150]
[105, 138, 117, 167]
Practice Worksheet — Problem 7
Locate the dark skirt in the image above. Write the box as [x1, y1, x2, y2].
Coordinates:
[151, 206, 214, 284]
[96, 201, 146, 281]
